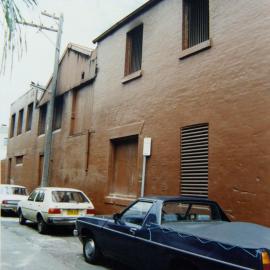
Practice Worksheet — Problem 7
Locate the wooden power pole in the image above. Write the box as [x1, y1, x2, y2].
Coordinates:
[18, 12, 64, 187]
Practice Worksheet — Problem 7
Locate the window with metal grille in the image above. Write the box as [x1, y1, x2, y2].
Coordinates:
[53, 95, 64, 131]
[26, 103, 33, 131]
[180, 123, 208, 197]
[182, 0, 209, 50]
[125, 24, 143, 76]
[9, 114, 16, 138]
[70, 88, 88, 135]
[15, 155, 24, 166]
[17, 109, 24, 135]
[38, 104, 47, 135]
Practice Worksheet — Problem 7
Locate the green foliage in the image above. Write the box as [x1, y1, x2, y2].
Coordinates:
[0, 0, 37, 73]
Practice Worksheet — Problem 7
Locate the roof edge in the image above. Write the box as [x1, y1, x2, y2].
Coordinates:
[44, 42, 93, 89]
[93, 0, 162, 43]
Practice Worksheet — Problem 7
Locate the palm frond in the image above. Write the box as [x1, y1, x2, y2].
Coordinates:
[0, 0, 37, 74]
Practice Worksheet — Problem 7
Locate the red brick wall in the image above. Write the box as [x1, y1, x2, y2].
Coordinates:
[0, 159, 6, 184]
[6, 0, 270, 226]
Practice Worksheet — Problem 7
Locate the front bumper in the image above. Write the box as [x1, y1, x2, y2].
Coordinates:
[47, 217, 77, 225]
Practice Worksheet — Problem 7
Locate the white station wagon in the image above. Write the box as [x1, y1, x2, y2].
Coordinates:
[17, 187, 95, 234]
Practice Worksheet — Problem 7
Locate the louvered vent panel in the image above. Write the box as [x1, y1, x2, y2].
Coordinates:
[180, 124, 208, 197]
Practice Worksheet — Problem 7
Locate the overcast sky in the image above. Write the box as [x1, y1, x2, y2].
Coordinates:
[0, 0, 147, 126]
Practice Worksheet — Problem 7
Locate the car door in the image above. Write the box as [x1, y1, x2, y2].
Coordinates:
[32, 190, 45, 222]
[22, 190, 38, 221]
[101, 201, 153, 267]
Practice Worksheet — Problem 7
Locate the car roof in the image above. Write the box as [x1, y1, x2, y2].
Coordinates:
[35, 187, 84, 192]
[0, 184, 27, 188]
[142, 195, 216, 204]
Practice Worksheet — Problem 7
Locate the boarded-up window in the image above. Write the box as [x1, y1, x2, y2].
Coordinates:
[15, 155, 24, 166]
[53, 95, 63, 131]
[10, 114, 16, 138]
[125, 24, 143, 76]
[38, 104, 47, 135]
[180, 123, 208, 197]
[17, 109, 24, 135]
[183, 0, 209, 49]
[26, 103, 34, 131]
[110, 136, 138, 196]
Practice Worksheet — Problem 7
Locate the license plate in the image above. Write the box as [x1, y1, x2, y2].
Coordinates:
[67, 209, 79, 216]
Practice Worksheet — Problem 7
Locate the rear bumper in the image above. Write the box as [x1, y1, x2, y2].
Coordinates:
[47, 217, 77, 225]
[1, 204, 18, 212]
[73, 229, 84, 243]
[73, 229, 79, 236]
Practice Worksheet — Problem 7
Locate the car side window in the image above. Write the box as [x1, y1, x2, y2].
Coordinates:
[161, 202, 221, 223]
[121, 201, 153, 227]
[28, 191, 38, 201]
[35, 191, 45, 202]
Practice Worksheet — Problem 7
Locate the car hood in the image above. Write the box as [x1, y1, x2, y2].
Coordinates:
[163, 221, 270, 249]
[0, 194, 28, 202]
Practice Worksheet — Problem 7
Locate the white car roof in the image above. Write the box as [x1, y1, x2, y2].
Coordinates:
[36, 187, 84, 192]
[0, 184, 27, 188]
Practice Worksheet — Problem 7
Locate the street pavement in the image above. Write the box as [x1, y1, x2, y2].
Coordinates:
[0, 215, 127, 270]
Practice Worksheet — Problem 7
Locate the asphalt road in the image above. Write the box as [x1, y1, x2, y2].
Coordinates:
[0, 215, 127, 270]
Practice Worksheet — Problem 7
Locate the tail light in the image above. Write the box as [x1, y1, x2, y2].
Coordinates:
[262, 251, 270, 270]
[48, 208, 61, 214]
[86, 208, 95, 215]
[2, 200, 8, 204]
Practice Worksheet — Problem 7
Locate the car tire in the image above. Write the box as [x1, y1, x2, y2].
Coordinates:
[37, 216, 48, 234]
[18, 210, 26, 225]
[83, 237, 101, 264]
[1, 209, 6, 217]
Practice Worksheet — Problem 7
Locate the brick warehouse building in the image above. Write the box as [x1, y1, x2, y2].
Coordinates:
[5, 0, 270, 226]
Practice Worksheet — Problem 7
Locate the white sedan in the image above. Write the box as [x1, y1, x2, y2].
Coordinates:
[0, 184, 28, 214]
[17, 187, 95, 234]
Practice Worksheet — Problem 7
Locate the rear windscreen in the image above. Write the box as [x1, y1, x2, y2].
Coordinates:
[0, 187, 28, 195]
[51, 191, 89, 203]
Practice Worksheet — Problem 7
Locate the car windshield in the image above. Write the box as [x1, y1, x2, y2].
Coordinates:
[161, 202, 221, 223]
[51, 191, 89, 203]
[0, 186, 28, 195]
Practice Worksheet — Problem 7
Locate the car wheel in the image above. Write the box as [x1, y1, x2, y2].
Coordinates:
[1, 209, 6, 217]
[83, 237, 101, 264]
[18, 210, 26, 225]
[37, 216, 47, 234]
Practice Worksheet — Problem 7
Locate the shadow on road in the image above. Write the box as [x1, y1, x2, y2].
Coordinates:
[1, 210, 18, 217]
[22, 221, 75, 236]
[90, 257, 132, 270]
[23, 222, 132, 270]
[1, 213, 132, 270]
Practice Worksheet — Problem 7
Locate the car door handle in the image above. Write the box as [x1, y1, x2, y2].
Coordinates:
[129, 228, 137, 235]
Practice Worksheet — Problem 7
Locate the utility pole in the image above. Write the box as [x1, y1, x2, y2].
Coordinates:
[18, 12, 64, 187]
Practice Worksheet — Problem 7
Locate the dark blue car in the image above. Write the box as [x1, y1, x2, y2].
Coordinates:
[75, 196, 270, 270]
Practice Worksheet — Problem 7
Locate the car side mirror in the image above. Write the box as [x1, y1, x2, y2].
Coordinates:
[113, 213, 121, 222]
[145, 222, 157, 228]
